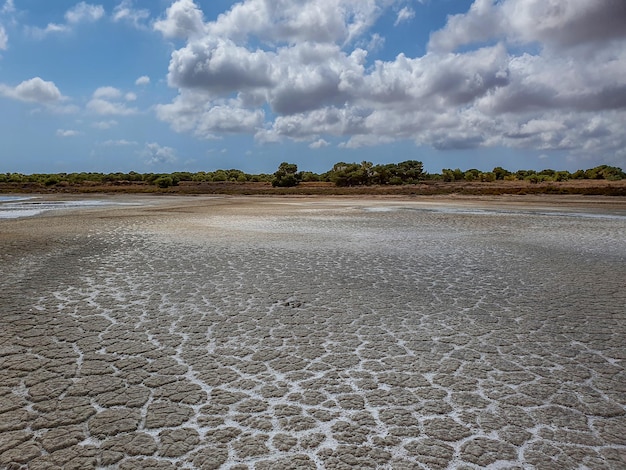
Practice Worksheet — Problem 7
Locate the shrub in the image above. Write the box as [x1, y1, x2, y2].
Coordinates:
[154, 176, 173, 188]
[44, 176, 60, 186]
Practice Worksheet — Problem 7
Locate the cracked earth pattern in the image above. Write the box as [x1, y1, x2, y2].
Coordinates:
[1, 198, 626, 469]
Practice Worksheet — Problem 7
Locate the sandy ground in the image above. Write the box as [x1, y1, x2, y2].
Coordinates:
[1, 195, 626, 469]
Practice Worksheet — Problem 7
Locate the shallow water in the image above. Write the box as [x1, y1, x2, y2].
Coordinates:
[0, 197, 137, 219]
[1, 200, 625, 469]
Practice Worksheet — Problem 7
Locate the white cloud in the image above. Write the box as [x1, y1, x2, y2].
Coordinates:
[30, 2, 104, 38]
[428, 0, 501, 53]
[365, 33, 385, 53]
[56, 129, 80, 137]
[141, 142, 178, 165]
[29, 23, 69, 38]
[0, 24, 7, 50]
[156, 95, 264, 138]
[309, 139, 329, 149]
[205, 0, 387, 46]
[429, 0, 626, 53]
[394, 6, 415, 26]
[113, 0, 150, 28]
[87, 98, 138, 115]
[153, 0, 205, 39]
[195, 104, 264, 137]
[101, 139, 137, 146]
[92, 120, 118, 129]
[135, 75, 150, 86]
[125, 92, 137, 101]
[65, 2, 104, 24]
[93, 86, 122, 100]
[88, 86, 138, 115]
[505, 0, 626, 49]
[155, 0, 626, 166]
[0, 77, 63, 103]
[154, 92, 200, 134]
[167, 37, 275, 93]
[1, 1, 14, 15]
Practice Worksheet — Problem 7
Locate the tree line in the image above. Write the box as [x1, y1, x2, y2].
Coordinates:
[0, 162, 623, 188]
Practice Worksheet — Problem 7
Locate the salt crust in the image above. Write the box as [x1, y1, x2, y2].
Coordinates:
[1, 196, 625, 469]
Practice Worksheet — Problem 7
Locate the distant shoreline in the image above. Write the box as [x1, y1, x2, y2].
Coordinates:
[1, 179, 625, 197]
[2, 192, 626, 221]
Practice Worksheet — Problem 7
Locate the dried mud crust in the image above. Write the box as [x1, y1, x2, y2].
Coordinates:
[1, 197, 625, 469]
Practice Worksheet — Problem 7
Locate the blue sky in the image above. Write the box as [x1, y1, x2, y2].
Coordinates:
[1, 0, 625, 175]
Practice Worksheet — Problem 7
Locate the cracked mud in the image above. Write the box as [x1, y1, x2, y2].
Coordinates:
[1, 196, 625, 469]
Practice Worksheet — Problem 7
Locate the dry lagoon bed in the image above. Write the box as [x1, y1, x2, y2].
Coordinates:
[1, 195, 626, 469]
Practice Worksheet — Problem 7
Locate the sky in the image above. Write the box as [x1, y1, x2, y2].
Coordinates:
[0, 0, 625, 175]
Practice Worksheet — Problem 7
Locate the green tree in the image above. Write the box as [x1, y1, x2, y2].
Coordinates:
[585, 165, 625, 180]
[212, 170, 228, 182]
[329, 162, 370, 186]
[441, 168, 464, 182]
[300, 171, 320, 182]
[44, 176, 60, 186]
[226, 169, 246, 181]
[154, 176, 174, 188]
[480, 171, 496, 182]
[396, 160, 424, 183]
[272, 162, 301, 187]
[492, 166, 511, 180]
[464, 169, 480, 181]
[554, 171, 571, 182]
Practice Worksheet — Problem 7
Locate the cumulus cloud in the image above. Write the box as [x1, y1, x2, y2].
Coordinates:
[154, 0, 205, 39]
[93, 86, 122, 100]
[141, 142, 178, 165]
[194, 104, 264, 137]
[428, 0, 502, 53]
[429, 0, 626, 53]
[87, 99, 137, 115]
[135, 75, 150, 86]
[507, 0, 626, 49]
[309, 139, 330, 149]
[156, 95, 264, 138]
[0, 77, 63, 103]
[87, 86, 138, 115]
[65, 2, 104, 24]
[204, 0, 387, 46]
[155, 0, 626, 164]
[167, 37, 274, 93]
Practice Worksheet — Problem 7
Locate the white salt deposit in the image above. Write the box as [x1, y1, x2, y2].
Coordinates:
[1, 198, 625, 469]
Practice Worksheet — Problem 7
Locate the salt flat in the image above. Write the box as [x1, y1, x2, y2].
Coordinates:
[1, 195, 625, 469]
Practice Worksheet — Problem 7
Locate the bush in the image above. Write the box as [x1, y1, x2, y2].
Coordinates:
[44, 176, 60, 186]
[272, 162, 301, 187]
[154, 176, 173, 188]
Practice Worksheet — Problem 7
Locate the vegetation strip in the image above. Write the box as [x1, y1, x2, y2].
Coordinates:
[1, 162, 624, 196]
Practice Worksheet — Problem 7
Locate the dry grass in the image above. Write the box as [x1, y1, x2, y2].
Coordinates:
[1, 179, 626, 197]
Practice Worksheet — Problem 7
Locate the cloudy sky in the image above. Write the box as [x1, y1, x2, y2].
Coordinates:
[1, 0, 625, 174]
